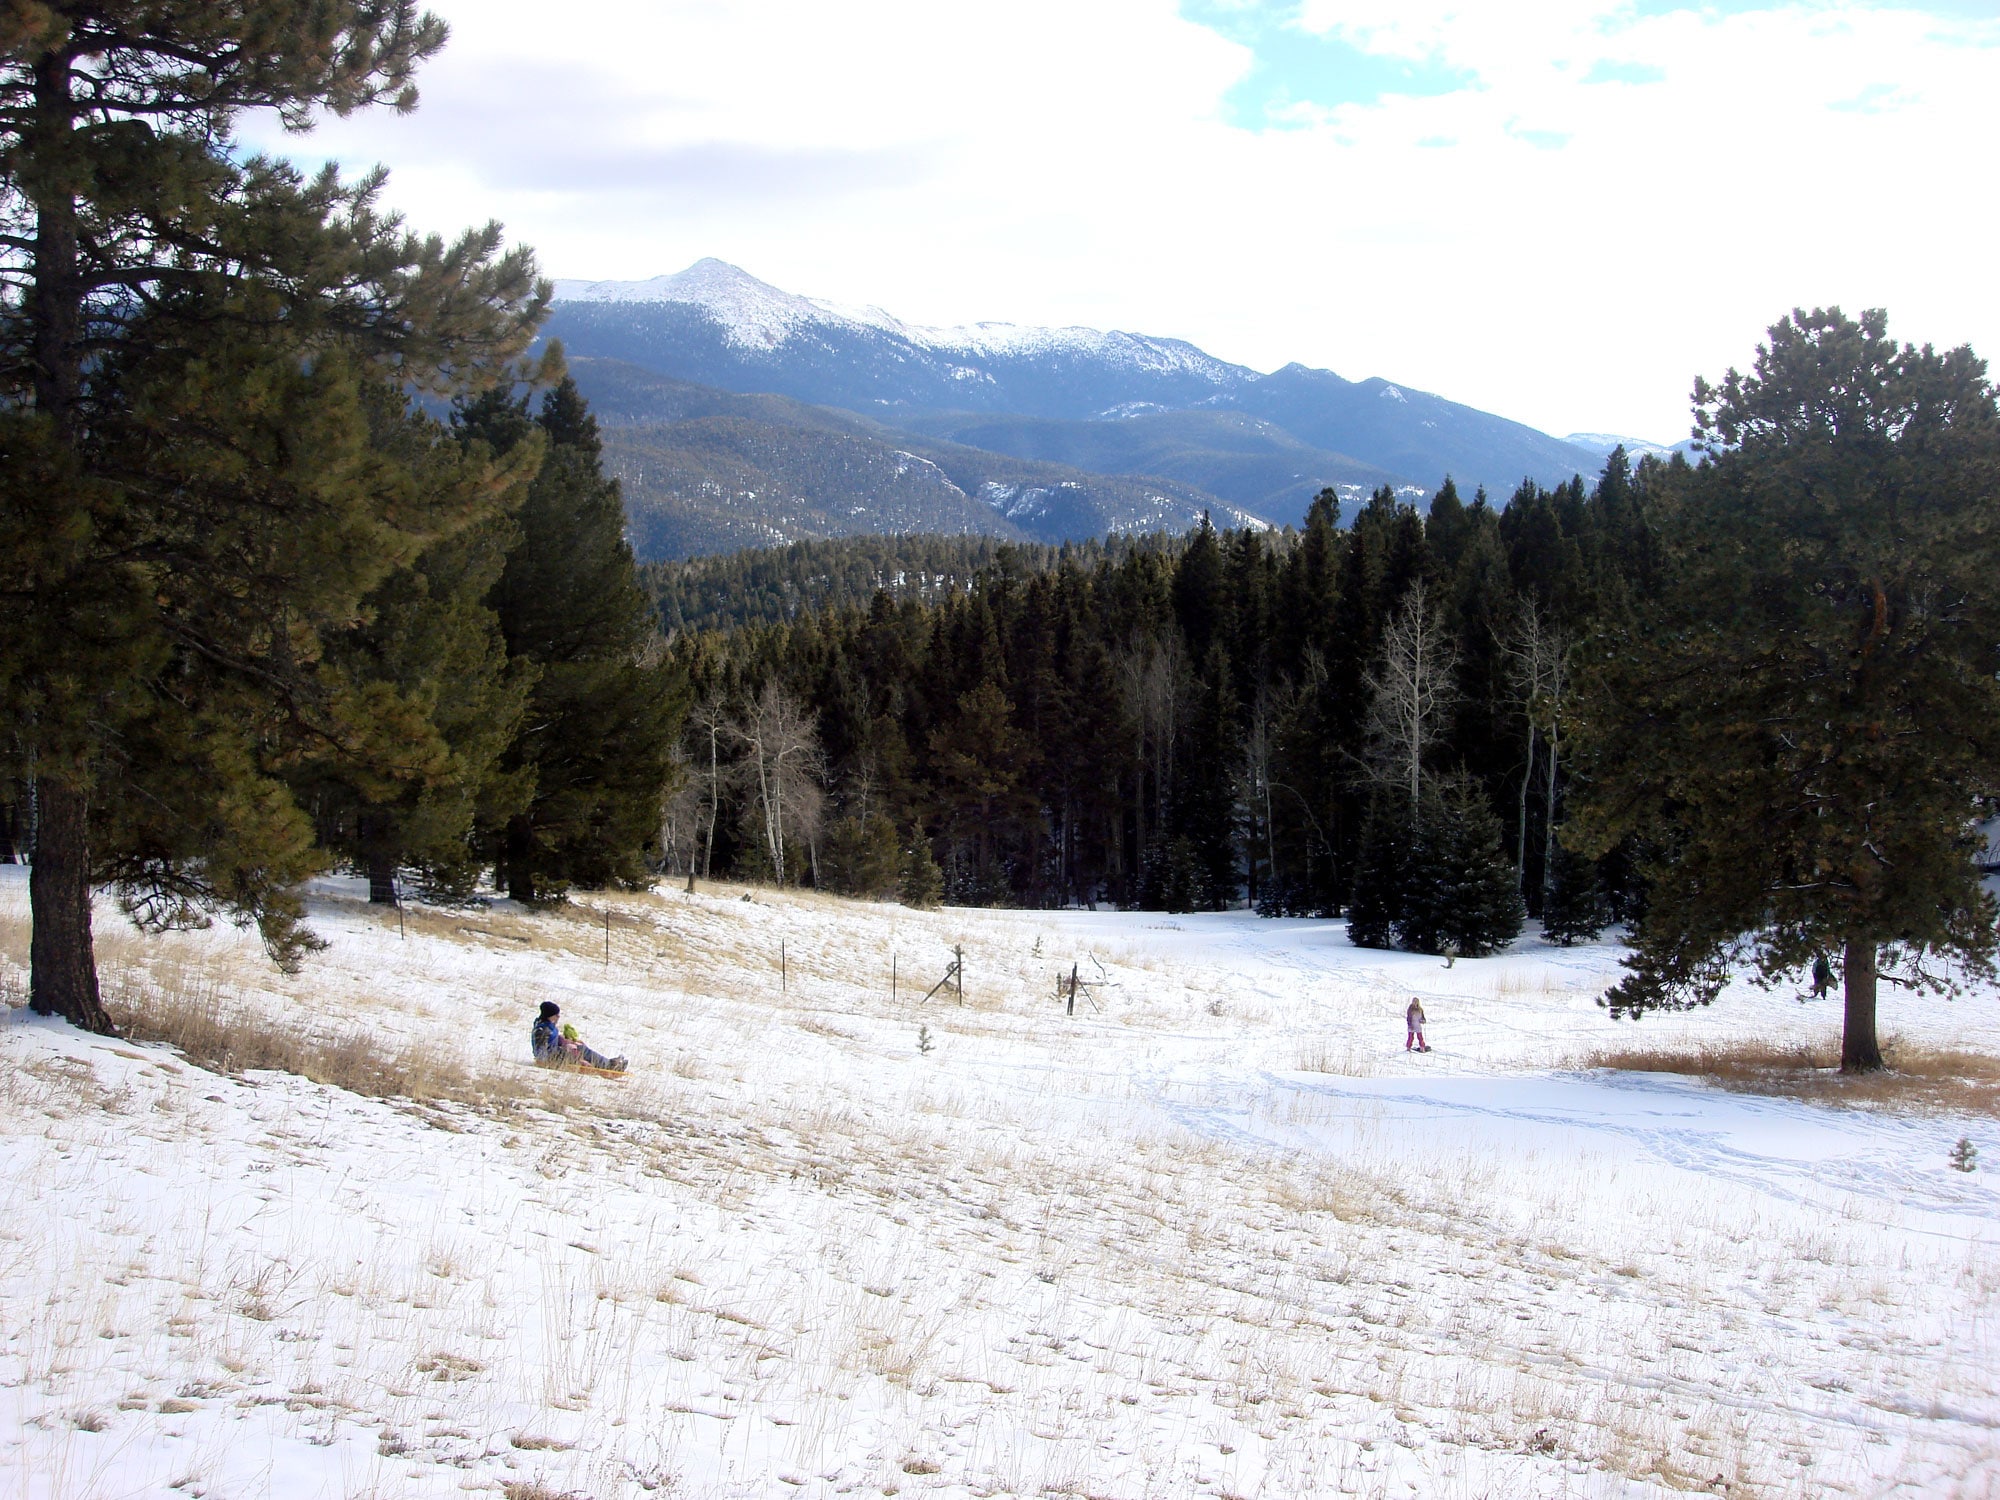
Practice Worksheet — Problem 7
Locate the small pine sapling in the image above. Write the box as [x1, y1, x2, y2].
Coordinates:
[1950, 1137, 1979, 1173]
[899, 840, 944, 910]
[916, 1024, 935, 1056]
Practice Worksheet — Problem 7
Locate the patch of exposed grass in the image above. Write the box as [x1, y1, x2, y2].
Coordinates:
[106, 966, 538, 1110]
[1295, 1038, 1369, 1076]
[1583, 1034, 2000, 1116]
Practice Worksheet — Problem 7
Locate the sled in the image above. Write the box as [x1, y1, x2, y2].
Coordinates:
[523, 1060, 630, 1080]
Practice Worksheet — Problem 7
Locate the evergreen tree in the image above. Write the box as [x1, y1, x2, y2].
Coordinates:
[1140, 835, 1201, 914]
[466, 378, 684, 902]
[1346, 792, 1410, 949]
[0, 3, 544, 1032]
[1572, 308, 2000, 1071]
[927, 679, 1035, 902]
[1395, 772, 1524, 957]
[292, 400, 538, 904]
[1174, 643, 1239, 909]
[898, 837, 944, 910]
[1540, 838, 1607, 946]
[821, 812, 901, 898]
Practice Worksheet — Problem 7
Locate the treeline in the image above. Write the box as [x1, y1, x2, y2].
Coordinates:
[641, 533, 1179, 634]
[664, 458, 1667, 949]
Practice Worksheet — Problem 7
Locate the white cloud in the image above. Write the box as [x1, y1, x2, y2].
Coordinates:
[247, 0, 2000, 443]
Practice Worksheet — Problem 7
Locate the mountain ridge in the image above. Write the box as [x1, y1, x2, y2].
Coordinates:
[548, 260, 1606, 490]
[550, 260, 1637, 557]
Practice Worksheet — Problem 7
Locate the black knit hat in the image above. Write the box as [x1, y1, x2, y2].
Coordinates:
[539, 1000, 560, 1019]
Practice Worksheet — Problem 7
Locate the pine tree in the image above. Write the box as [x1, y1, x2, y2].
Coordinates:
[291, 399, 538, 904]
[1540, 838, 1607, 946]
[464, 379, 684, 902]
[821, 812, 901, 898]
[1173, 643, 1239, 910]
[898, 838, 944, 910]
[1394, 773, 1524, 957]
[1346, 792, 1409, 949]
[927, 679, 1035, 902]
[1572, 308, 2000, 1071]
[0, 3, 545, 1031]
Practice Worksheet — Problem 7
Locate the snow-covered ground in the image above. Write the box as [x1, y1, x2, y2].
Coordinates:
[1, 867, 1995, 1499]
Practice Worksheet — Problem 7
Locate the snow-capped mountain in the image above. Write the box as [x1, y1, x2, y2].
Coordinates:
[554, 260, 1237, 383]
[1564, 432, 1701, 464]
[547, 260, 1609, 508]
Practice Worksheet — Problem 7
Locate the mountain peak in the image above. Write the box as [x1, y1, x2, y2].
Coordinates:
[551, 259, 826, 352]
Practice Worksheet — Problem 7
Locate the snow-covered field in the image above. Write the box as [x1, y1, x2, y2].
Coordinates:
[1, 866, 1995, 1500]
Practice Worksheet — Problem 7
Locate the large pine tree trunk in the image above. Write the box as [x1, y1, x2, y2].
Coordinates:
[359, 807, 398, 905]
[504, 816, 536, 903]
[366, 849, 398, 906]
[1841, 937, 1884, 1073]
[29, 777, 115, 1034]
[27, 57, 108, 1033]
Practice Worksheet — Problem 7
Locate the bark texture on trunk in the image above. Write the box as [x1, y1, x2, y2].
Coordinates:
[366, 850, 398, 906]
[1841, 937, 1884, 1073]
[26, 51, 108, 1032]
[28, 777, 116, 1034]
[359, 808, 398, 905]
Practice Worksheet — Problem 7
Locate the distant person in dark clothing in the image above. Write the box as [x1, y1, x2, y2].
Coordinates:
[531, 1000, 626, 1072]
[1811, 956, 1834, 1000]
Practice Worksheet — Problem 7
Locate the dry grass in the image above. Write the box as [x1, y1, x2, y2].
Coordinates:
[104, 966, 538, 1110]
[1295, 1037, 1370, 1076]
[1583, 1033, 2000, 1116]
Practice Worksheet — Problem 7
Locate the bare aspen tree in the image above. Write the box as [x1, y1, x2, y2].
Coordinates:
[1500, 601, 1574, 902]
[1363, 582, 1459, 805]
[685, 691, 732, 884]
[658, 746, 700, 879]
[733, 683, 825, 886]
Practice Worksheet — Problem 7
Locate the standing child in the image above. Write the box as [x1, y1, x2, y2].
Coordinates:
[1406, 997, 1430, 1053]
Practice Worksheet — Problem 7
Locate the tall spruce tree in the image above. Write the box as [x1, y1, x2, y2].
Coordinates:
[1572, 308, 2000, 1071]
[1395, 772, 1524, 958]
[466, 378, 682, 902]
[1345, 791, 1409, 949]
[1539, 838, 1607, 946]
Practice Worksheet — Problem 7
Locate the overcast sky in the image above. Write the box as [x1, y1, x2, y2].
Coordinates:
[251, 0, 2000, 442]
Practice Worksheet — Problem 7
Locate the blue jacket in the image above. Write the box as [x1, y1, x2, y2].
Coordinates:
[531, 1016, 564, 1063]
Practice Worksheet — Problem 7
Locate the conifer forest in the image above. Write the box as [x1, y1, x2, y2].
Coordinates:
[662, 470, 1641, 944]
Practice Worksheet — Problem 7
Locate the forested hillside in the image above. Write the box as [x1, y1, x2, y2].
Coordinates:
[661, 461, 1656, 953]
[643, 534, 1186, 634]
[568, 357, 1252, 559]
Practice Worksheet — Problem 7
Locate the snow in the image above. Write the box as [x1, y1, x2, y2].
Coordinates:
[553, 260, 1238, 382]
[2, 870, 1996, 1499]
[1564, 433, 1683, 462]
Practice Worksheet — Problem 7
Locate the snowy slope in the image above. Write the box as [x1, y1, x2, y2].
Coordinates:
[3, 870, 1996, 1498]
